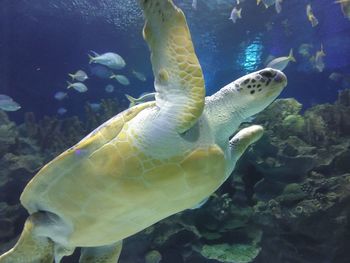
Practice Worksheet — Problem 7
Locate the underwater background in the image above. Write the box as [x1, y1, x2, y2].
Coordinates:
[0, 0, 350, 262]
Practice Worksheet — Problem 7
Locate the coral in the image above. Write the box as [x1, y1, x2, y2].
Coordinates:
[252, 174, 350, 263]
[85, 98, 124, 131]
[337, 89, 350, 107]
[301, 90, 350, 145]
[0, 111, 18, 156]
[22, 113, 85, 158]
[200, 243, 261, 263]
[281, 114, 305, 137]
[254, 98, 303, 136]
[145, 250, 162, 263]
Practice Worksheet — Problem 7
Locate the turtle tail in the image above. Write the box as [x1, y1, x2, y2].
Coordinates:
[0, 213, 54, 263]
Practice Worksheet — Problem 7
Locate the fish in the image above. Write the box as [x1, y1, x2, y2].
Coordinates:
[67, 81, 88, 93]
[88, 51, 126, 70]
[192, 0, 197, 10]
[257, 0, 275, 8]
[0, 96, 21, 112]
[132, 70, 147, 82]
[312, 44, 326, 72]
[336, 0, 350, 19]
[105, 84, 115, 93]
[265, 21, 274, 31]
[68, 70, 88, 82]
[298, 43, 313, 58]
[88, 102, 101, 112]
[57, 107, 67, 115]
[110, 74, 130, 86]
[306, 4, 319, 27]
[275, 0, 282, 13]
[125, 92, 156, 107]
[266, 49, 296, 71]
[328, 72, 350, 89]
[264, 55, 276, 66]
[229, 7, 242, 23]
[329, 72, 344, 82]
[90, 65, 113, 79]
[54, 91, 68, 101]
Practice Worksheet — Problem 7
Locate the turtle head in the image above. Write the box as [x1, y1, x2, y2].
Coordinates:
[232, 68, 287, 118]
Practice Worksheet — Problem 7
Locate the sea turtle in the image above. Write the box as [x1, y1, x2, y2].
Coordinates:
[0, 0, 287, 262]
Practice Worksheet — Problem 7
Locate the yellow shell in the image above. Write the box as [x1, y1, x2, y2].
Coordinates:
[20, 101, 226, 247]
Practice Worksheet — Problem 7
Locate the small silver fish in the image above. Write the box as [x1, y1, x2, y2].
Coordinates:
[266, 49, 296, 71]
[257, 0, 275, 8]
[132, 70, 147, 82]
[298, 43, 313, 58]
[275, 0, 282, 13]
[89, 51, 126, 70]
[105, 84, 115, 93]
[88, 102, 101, 112]
[90, 65, 113, 79]
[328, 72, 343, 81]
[125, 92, 156, 107]
[68, 70, 88, 82]
[329, 72, 344, 82]
[336, 0, 350, 20]
[57, 107, 67, 115]
[229, 7, 242, 23]
[110, 74, 130, 86]
[67, 81, 88, 93]
[192, 0, 197, 10]
[0, 97, 21, 112]
[313, 44, 326, 72]
[54, 91, 68, 101]
[306, 4, 318, 27]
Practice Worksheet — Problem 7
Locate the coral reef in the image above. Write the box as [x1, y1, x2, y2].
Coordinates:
[22, 112, 85, 158]
[200, 243, 261, 263]
[0, 111, 18, 156]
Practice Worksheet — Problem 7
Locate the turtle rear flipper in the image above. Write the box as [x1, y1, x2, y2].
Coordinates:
[79, 242, 122, 263]
[140, 0, 205, 133]
[0, 213, 54, 263]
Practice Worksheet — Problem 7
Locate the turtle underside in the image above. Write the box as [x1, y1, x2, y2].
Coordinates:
[20, 101, 225, 247]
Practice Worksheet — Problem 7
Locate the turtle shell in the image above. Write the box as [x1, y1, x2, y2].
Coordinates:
[20, 101, 225, 247]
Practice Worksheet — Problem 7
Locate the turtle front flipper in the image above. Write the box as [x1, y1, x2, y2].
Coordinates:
[140, 0, 205, 133]
[0, 213, 54, 263]
[227, 125, 264, 173]
[79, 242, 122, 263]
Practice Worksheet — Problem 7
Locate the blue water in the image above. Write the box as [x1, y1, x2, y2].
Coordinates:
[1, 0, 349, 122]
[1, 1, 350, 263]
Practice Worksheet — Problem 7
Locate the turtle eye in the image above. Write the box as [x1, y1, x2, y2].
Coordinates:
[260, 69, 276, 79]
[230, 138, 240, 146]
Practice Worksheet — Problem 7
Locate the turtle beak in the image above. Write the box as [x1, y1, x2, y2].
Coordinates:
[273, 70, 287, 84]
